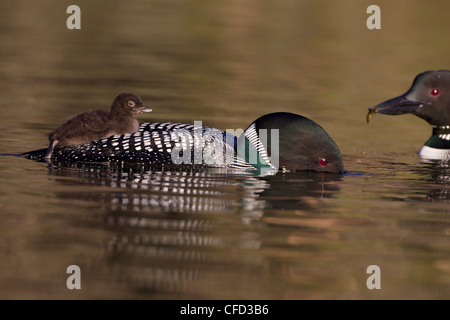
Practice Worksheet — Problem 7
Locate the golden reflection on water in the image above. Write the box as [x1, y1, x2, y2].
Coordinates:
[0, 0, 449, 299]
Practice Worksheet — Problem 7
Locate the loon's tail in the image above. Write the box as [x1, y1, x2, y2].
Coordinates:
[19, 148, 48, 160]
[0, 149, 47, 160]
[0, 153, 27, 157]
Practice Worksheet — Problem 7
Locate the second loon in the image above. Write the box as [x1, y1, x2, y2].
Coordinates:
[19, 111, 345, 174]
[368, 70, 450, 160]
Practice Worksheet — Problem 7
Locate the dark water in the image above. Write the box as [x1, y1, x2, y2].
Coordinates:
[0, 0, 450, 299]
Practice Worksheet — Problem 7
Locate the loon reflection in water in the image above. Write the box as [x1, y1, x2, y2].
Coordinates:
[48, 163, 343, 294]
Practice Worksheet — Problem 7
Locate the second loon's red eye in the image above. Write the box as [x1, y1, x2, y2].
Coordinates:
[319, 158, 327, 166]
[431, 88, 439, 96]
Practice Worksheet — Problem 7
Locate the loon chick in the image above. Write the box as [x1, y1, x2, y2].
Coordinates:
[20, 112, 345, 173]
[368, 70, 450, 160]
[45, 93, 151, 159]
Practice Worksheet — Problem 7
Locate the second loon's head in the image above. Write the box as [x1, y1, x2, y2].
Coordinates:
[238, 112, 345, 173]
[368, 70, 450, 126]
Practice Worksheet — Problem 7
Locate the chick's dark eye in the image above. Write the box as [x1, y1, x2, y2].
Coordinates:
[127, 101, 136, 107]
[431, 88, 439, 96]
[319, 158, 327, 166]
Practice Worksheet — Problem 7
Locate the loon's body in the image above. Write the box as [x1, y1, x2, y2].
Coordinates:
[27, 122, 250, 168]
[45, 93, 151, 159]
[368, 70, 450, 160]
[19, 112, 345, 173]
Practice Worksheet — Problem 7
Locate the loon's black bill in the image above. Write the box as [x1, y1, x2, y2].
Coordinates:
[367, 94, 428, 123]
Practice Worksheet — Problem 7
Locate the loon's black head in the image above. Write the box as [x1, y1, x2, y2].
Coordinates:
[368, 70, 450, 126]
[238, 112, 345, 173]
[111, 93, 152, 117]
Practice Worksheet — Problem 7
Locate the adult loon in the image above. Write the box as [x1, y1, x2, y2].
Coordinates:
[15, 112, 345, 173]
[45, 93, 151, 159]
[368, 70, 450, 160]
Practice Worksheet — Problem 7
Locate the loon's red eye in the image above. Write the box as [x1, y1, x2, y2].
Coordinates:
[431, 88, 439, 96]
[319, 158, 327, 166]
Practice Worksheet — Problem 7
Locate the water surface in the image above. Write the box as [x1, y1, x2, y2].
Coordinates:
[0, 0, 449, 299]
